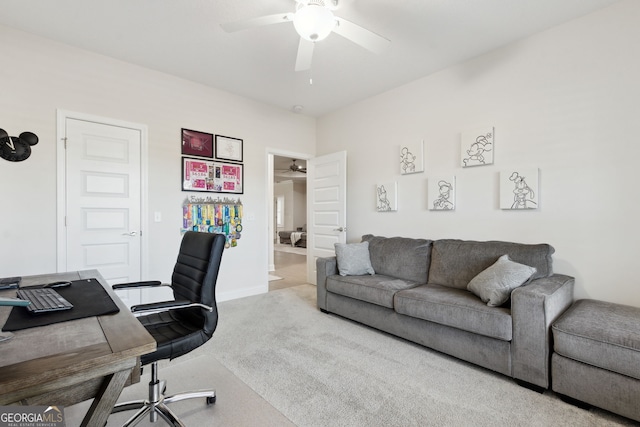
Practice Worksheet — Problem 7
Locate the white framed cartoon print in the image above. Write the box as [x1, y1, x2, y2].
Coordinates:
[500, 168, 539, 209]
[428, 176, 456, 211]
[461, 127, 494, 167]
[376, 182, 397, 212]
[400, 140, 424, 175]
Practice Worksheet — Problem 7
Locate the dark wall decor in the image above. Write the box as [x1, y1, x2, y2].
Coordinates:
[0, 128, 39, 162]
[181, 128, 213, 158]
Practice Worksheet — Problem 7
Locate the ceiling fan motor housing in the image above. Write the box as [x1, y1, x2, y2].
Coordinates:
[294, 1, 337, 41]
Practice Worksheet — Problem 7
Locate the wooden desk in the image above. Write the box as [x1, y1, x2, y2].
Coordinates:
[0, 270, 156, 427]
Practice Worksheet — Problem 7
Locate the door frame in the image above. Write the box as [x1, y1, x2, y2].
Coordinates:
[266, 148, 312, 276]
[55, 110, 150, 278]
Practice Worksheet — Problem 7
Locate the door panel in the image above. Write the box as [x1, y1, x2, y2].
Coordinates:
[64, 118, 142, 307]
[307, 151, 347, 284]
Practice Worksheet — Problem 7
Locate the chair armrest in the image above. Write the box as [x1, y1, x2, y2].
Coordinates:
[316, 256, 338, 311]
[131, 300, 214, 313]
[113, 281, 163, 290]
[511, 274, 575, 388]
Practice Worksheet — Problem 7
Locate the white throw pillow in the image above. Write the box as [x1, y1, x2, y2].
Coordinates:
[467, 254, 537, 307]
[334, 242, 375, 276]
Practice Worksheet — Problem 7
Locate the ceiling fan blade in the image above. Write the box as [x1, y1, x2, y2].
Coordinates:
[220, 13, 293, 33]
[333, 17, 390, 54]
[295, 38, 315, 72]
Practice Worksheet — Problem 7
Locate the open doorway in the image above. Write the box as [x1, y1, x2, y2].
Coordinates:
[268, 154, 309, 291]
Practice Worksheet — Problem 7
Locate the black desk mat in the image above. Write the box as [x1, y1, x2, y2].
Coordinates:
[2, 278, 120, 332]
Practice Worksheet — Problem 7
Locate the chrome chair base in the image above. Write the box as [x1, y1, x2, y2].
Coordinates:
[111, 363, 215, 427]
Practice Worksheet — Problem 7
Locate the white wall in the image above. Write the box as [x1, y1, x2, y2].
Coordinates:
[274, 180, 306, 236]
[0, 25, 315, 301]
[274, 180, 295, 233]
[293, 181, 307, 230]
[317, 0, 640, 306]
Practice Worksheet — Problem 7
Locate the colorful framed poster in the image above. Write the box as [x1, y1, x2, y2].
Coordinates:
[215, 135, 243, 162]
[182, 157, 244, 194]
[182, 128, 213, 158]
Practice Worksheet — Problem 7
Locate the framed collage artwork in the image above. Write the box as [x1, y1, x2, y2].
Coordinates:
[182, 157, 243, 194]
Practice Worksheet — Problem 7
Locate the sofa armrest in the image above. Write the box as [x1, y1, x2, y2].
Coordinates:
[316, 256, 338, 310]
[511, 274, 574, 388]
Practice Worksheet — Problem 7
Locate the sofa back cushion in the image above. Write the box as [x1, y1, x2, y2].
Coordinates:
[361, 235, 432, 283]
[428, 239, 554, 289]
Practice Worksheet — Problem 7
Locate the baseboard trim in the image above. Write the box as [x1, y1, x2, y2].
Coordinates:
[218, 285, 266, 302]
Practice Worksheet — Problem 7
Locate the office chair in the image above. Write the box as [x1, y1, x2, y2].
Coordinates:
[111, 231, 225, 427]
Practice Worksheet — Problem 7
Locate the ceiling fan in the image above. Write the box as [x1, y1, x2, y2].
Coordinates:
[278, 159, 307, 174]
[220, 0, 390, 72]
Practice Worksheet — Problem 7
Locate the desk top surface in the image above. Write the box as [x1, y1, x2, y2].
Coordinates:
[0, 270, 156, 403]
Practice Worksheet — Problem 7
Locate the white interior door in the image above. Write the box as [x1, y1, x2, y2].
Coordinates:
[64, 118, 142, 306]
[307, 151, 347, 284]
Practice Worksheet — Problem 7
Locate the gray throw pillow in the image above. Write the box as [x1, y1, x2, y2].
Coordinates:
[335, 242, 375, 276]
[467, 254, 536, 307]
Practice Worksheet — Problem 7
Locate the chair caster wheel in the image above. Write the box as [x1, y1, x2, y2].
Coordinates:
[207, 396, 216, 405]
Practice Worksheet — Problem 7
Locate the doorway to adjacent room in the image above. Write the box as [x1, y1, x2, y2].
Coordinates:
[269, 154, 308, 291]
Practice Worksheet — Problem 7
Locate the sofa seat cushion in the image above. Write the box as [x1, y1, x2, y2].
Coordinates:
[394, 284, 513, 341]
[428, 239, 554, 290]
[362, 235, 432, 283]
[326, 274, 422, 309]
[552, 299, 640, 380]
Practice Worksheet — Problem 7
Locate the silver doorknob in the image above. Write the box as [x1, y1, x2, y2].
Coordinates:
[122, 231, 137, 236]
[333, 227, 347, 232]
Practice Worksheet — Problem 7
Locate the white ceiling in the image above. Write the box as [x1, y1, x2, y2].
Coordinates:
[0, 0, 620, 117]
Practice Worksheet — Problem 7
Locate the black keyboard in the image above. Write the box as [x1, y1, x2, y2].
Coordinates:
[16, 288, 74, 314]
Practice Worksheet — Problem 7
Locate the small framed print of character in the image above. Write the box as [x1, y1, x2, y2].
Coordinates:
[461, 127, 494, 167]
[400, 141, 424, 175]
[428, 177, 455, 211]
[500, 169, 539, 209]
[376, 182, 397, 212]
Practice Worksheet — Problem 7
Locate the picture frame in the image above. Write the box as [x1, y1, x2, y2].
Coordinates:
[500, 168, 539, 210]
[181, 128, 213, 158]
[215, 135, 243, 162]
[428, 176, 456, 211]
[400, 140, 424, 175]
[376, 181, 398, 212]
[461, 126, 494, 168]
[182, 157, 244, 194]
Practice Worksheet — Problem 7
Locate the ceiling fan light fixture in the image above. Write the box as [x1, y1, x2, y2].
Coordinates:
[293, 5, 336, 42]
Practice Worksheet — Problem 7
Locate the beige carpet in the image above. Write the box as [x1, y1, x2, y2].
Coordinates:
[67, 285, 636, 426]
[207, 285, 634, 427]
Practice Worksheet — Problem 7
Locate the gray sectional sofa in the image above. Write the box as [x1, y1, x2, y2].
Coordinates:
[316, 235, 575, 389]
